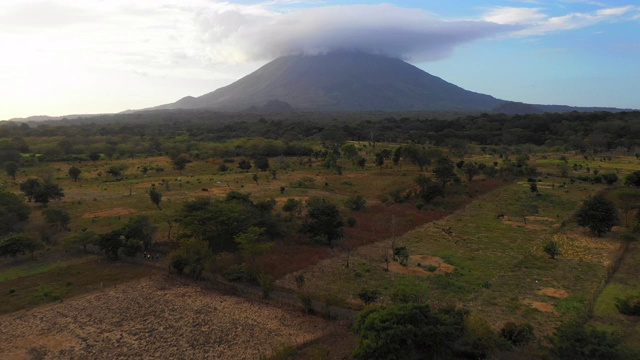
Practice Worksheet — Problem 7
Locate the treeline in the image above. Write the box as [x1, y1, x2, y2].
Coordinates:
[1, 111, 639, 162]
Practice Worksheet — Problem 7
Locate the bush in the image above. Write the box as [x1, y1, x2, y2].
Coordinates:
[615, 294, 640, 316]
[223, 264, 257, 283]
[549, 322, 622, 360]
[258, 273, 274, 300]
[357, 288, 380, 305]
[346, 216, 357, 227]
[344, 194, 366, 211]
[501, 322, 535, 347]
[394, 246, 409, 266]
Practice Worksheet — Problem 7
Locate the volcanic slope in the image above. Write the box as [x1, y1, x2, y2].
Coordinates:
[154, 51, 504, 112]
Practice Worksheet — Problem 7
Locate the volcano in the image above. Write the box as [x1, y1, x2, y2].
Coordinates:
[152, 52, 508, 112]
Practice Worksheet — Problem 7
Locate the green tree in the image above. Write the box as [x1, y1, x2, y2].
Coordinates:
[89, 152, 101, 162]
[340, 143, 358, 160]
[68, 166, 81, 182]
[98, 230, 124, 260]
[237, 159, 252, 171]
[613, 188, 640, 227]
[148, 186, 162, 209]
[253, 156, 270, 171]
[344, 194, 366, 211]
[19, 178, 41, 202]
[121, 215, 157, 251]
[33, 182, 64, 206]
[548, 323, 622, 360]
[461, 162, 479, 181]
[172, 155, 192, 174]
[415, 174, 445, 203]
[601, 173, 619, 186]
[543, 240, 561, 259]
[357, 288, 380, 305]
[624, 171, 640, 187]
[576, 195, 620, 236]
[252, 173, 259, 185]
[42, 208, 71, 231]
[64, 229, 98, 253]
[352, 304, 467, 360]
[433, 157, 458, 188]
[0, 190, 30, 234]
[301, 198, 344, 247]
[4, 161, 18, 180]
[234, 227, 272, 270]
[106, 165, 127, 180]
[169, 237, 212, 279]
[282, 198, 303, 216]
[0, 234, 43, 260]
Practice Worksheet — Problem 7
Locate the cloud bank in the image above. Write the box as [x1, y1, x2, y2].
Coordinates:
[195, 4, 517, 62]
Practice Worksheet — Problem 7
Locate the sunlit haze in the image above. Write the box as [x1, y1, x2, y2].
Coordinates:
[1, 0, 639, 120]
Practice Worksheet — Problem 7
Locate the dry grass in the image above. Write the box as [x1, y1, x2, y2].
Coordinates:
[0, 275, 337, 360]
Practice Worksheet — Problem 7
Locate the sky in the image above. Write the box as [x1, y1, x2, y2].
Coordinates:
[1, 0, 639, 120]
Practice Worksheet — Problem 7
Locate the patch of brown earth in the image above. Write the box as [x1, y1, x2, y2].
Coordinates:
[537, 287, 569, 298]
[82, 208, 136, 219]
[0, 276, 333, 360]
[523, 300, 556, 313]
[526, 216, 556, 222]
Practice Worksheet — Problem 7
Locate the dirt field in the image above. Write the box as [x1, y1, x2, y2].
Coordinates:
[0, 275, 340, 360]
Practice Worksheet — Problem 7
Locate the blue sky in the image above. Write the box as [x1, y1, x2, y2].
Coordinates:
[1, 0, 638, 119]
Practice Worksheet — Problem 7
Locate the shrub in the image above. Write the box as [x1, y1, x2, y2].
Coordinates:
[357, 288, 380, 305]
[615, 294, 640, 316]
[543, 240, 561, 259]
[346, 216, 357, 227]
[394, 246, 409, 266]
[258, 273, 275, 300]
[501, 322, 535, 347]
[344, 194, 366, 211]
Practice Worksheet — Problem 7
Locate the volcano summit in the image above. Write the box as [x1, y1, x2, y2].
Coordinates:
[152, 52, 508, 112]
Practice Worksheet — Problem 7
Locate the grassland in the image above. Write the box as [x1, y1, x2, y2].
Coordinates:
[2, 149, 640, 357]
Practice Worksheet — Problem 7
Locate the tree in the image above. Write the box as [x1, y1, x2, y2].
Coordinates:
[106, 165, 127, 180]
[253, 156, 270, 171]
[64, 229, 99, 253]
[0, 190, 30, 234]
[42, 208, 71, 231]
[352, 304, 467, 360]
[415, 174, 445, 203]
[461, 162, 479, 181]
[169, 238, 212, 279]
[98, 230, 124, 260]
[172, 155, 192, 174]
[89, 152, 101, 162]
[19, 178, 41, 202]
[374, 152, 385, 168]
[613, 188, 640, 227]
[252, 173, 259, 185]
[68, 166, 81, 182]
[341, 143, 358, 160]
[282, 198, 303, 216]
[548, 322, 622, 360]
[357, 288, 380, 305]
[344, 194, 366, 211]
[433, 157, 458, 188]
[601, 173, 619, 186]
[624, 171, 640, 187]
[234, 226, 272, 270]
[543, 240, 560, 259]
[4, 161, 18, 180]
[121, 215, 157, 251]
[33, 182, 64, 206]
[301, 198, 344, 247]
[0, 234, 43, 260]
[148, 186, 162, 209]
[237, 159, 252, 171]
[576, 195, 620, 236]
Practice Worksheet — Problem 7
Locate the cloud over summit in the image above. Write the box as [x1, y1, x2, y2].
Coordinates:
[196, 4, 517, 62]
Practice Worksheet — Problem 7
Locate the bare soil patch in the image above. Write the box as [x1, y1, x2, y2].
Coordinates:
[82, 208, 136, 219]
[386, 255, 455, 277]
[537, 287, 569, 298]
[0, 275, 334, 360]
[523, 300, 557, 313]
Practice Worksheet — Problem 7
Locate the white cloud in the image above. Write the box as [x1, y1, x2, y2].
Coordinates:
[482, 5, 637, 35]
